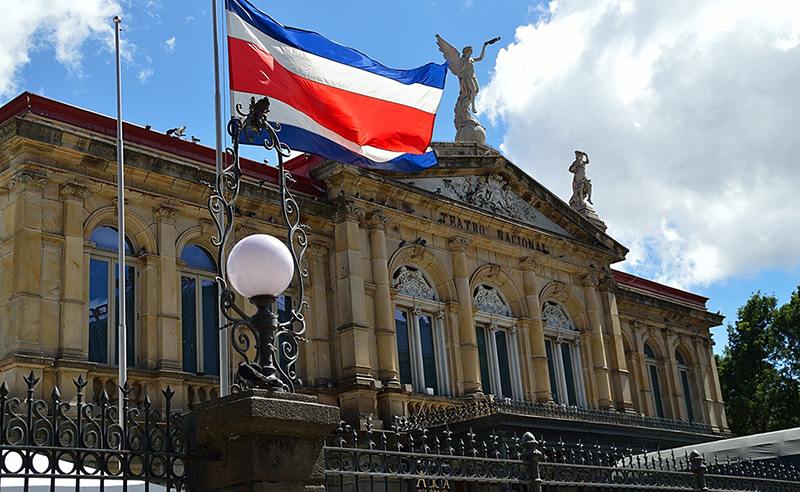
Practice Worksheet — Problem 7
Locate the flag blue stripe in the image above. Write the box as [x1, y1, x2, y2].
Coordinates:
[227, 0, 446, 89]
[243, 125, 439, 173]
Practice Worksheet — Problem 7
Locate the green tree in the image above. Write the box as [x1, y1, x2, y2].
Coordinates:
[717, 289, 800, 436]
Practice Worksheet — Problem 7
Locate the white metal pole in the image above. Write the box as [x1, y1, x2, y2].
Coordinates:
[212, 0, 230, 396]
[113, 15, 127, 424]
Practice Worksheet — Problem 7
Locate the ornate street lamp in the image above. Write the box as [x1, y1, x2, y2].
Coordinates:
[208, 96, 308, 392]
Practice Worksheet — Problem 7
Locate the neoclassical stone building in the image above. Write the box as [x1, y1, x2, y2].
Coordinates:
[0, 93, 727, 448]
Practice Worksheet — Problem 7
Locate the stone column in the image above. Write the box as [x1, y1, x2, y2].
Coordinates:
[155, 206, 181, 371]
[308, 245, 332, 387]
[581, 274, 612, 409]
[334, 203, 377, 421]
[193, 390, 340, 492]
[59, 183, 89, 360]
[368, 211, 399, 386]
[599, 277, 634, 412]
[7, 171, 48, 359]
[449, 237, 480, 395]
[660, 327, 681, 419]
[520, 257, 551, 402]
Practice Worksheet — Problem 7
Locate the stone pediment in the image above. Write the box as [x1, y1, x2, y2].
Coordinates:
[397, 174, 572, 237]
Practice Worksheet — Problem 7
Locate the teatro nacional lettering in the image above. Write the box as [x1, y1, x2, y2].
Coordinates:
[439, 212, 548, 253]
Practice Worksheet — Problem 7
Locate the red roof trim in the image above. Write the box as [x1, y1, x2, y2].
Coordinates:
[612, 269, 708, 308]
[0, 92, 326, 197]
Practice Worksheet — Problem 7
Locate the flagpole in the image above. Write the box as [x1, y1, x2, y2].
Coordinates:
[212, 0, 230, 396]
[113, 15, 127, 425]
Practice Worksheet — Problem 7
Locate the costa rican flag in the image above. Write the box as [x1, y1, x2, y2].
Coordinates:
[226, 0, 447, 172]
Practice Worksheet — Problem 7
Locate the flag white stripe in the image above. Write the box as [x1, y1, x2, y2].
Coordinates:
[232, 90, 414, 163]
[227, 12, 443, 114]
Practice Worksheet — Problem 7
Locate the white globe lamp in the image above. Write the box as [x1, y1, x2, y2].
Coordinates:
[227, 234, 294, 299]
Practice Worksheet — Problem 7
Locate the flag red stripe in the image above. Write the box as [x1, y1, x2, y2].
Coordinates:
[228, 36, 436, 155]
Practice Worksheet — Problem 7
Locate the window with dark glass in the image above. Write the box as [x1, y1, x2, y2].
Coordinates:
[88, 226, 136, 366]
[676, 349, 695, 422]
[394, 308, 439, 395]
[541, 301, 584, 407]
[180, 245, 219, 376]
[644, 343, 665, 418]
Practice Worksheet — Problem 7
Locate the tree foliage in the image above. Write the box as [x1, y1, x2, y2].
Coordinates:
[717, 289, 800, 436]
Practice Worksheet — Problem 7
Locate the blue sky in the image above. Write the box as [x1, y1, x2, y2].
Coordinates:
[2, 0, 800, 355]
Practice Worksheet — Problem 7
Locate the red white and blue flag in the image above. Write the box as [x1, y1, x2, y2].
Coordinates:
[226, 0, 447, 172]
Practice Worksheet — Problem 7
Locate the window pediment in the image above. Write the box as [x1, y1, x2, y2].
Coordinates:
[542, 302, 574, 331]
[392, 266, 436, 300]
[473, 285, 510, 317]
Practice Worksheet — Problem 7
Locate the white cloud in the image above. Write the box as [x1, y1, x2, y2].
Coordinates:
[163, 36, 176, 53]
[138, 66, 153, 83]
[479, 0, 800, 289]
[0, 0, 124, 99]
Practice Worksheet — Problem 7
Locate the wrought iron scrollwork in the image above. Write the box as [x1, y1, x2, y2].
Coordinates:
[0, 373, 190, 490]
[208, 95, 308, 393]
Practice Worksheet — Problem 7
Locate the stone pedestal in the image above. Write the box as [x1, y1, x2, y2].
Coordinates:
[192, 390, 340, 492]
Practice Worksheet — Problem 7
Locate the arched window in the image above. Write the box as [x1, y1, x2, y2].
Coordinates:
[542, 301, 586, 407]
[88, 226, 137, 366]
[676, 349, 695, 422]
[392, 266, 449, 396]
[473, 285, 522, 400]
[644, 343, 665, 418]
[180, 245, 219, 375]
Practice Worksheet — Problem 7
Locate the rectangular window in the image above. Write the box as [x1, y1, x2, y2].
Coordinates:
[649, 364, 665, 418]
[181, 276, 198, 373]
[561, 343, 577, 406]
[395, 310, 413, 386]
[545, 340, 559, 403]
[476, 325, 492, 395]
[681, 370, 695, 422]
[89, 259, 109, 364]
[113, 265, 135, 367]
[418, 314, 438, 394]
[201, 280, 219, 375]
[495, 330, 513, 399]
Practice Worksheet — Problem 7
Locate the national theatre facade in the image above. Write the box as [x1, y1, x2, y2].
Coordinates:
[0, 93, 728, 449]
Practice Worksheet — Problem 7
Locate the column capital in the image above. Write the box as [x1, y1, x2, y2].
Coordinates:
[598, 276, 619, 293]
[199, 219, 216, 237]
[60, 182, 89, 200]
[520, 256, 542, 274]
[367, 211, 391, 230]
[10, 170, 48, 191]
[448, 236, 471, 251]
[581, 273, 600, 288]
[155, 205, 180, 223]
[336, 201, 365, 221]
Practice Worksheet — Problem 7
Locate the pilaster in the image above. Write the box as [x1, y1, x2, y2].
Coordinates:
[449, 237, 480, 395]
[581, 273, 612, 409]
[521, 257, 551, 402]
[368, 211, 399, 386]
[599, 276, 634, 412]
[155, 205, 180, 370]
[59, 182, 88, 360]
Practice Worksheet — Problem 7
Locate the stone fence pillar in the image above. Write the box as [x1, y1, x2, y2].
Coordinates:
[192, 390, 340, 492]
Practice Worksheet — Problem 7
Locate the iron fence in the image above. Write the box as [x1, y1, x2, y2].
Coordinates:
[324, 423, 800, 492]
[0, 372, 191, 492]
[396, 398, 716, 436]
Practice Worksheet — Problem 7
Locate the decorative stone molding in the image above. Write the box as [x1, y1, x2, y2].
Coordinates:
[59, 182, 89, 199]
[337, 201, 365, 221]
[572, 337, 581, 348]
[440, 174, 540, 225]
[307, 243, 329, 257]
[236, 225, 257, 241]
[435, 310, 445, 321]
[155, 206, 179, 223]
[542, 302, 574, 331]
[473, 285, 511, 317]
[199, 219, 216, 237]
[367, 211, 390, 229]
[448, 236, 470, 251]
[520, 257, 542, 274]
[392, 266, 436, 300]
[580, 274, 599, 288]
[411, 306, 423, 317]
[662, 327, 675, 338]
[556, 333, 565, 345]
[10, 171, 48, 190]
[508, 323, 518, 335]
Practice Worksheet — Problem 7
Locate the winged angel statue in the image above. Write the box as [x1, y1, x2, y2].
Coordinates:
[436, 34, 500, 144]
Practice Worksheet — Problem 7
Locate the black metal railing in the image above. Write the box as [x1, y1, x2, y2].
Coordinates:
[324, 423, 800, 492]
[0, 372, 191, 491]
[397, 397, 716, 435]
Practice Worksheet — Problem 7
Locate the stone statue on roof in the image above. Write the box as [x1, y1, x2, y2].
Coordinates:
[436, 34, 500, 144]
[569, 150, 592, 208]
